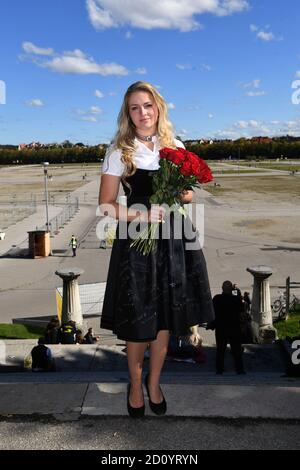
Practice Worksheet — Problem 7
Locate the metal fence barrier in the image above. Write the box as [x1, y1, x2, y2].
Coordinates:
[37, 197, 79, 234]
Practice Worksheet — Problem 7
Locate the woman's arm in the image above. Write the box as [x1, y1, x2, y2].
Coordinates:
[99, 174, 165, 222]
[99, 174, 137, 221]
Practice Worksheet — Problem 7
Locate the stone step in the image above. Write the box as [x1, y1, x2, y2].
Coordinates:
[2, 342, 286, 373]
[0, 374, 299, 419]
[0, 370, 296, 385]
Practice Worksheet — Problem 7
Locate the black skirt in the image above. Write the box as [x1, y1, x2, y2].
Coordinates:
[101, 208, 215, 342]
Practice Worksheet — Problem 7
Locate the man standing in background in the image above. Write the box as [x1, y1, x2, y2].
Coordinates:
[69, 235, 78, 257]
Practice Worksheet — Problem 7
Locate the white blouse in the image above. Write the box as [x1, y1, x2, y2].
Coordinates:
[101, 136, 185, 176]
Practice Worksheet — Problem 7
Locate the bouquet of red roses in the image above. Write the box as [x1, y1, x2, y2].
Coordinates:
[130, 147, 213, 255]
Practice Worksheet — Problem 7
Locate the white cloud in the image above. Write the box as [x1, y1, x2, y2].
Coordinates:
[278, 120, 300, 135]
[86, 0, 249, 32]
[78, 116, 98, 122]
[22, 44, 129, 76]
[234, 120, 261, 130]
[257, 31, 275, 42]
[25, 99, 44, 107]
[167, 102, 176, 110]
[74, 106, 102, 122]
[135, 67, 147, 75]
[90, 106, 102, 114]
[241, 78, 266, 97]
[250, 24, 282, 42]
[214, 118, 300, 139]
[177, 129, 189, 138]
[201, 63, 212, 71]
[235, 120, 248, 129]
[62, 49, 88, 59]
[43, 54, 129, 76]
[211, 118, 300, 139]
[86, 0, 117, 28]
[208, 113, 214, 119]
[176, 63, 192, 70]
[185, 104, 201, 111]
[248, 119, 259, 128]
[95, 89, 104, 98]
[22, 41, 54, 56]
[245, 90, 267, 97]
[213, 129, 240, 139]
[125, 31, 133, 39]
[295, 71, 300, 78]
[244, 79, 261, 88]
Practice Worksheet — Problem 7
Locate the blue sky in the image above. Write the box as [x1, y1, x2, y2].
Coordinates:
[0, 0, 300, 145]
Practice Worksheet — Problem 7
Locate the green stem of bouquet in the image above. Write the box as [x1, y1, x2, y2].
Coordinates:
[130, 222, 159, 256]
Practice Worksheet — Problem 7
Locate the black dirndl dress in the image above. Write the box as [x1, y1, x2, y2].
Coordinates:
[100, 169, 215, 342]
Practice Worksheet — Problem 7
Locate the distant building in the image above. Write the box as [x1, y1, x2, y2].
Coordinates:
[250, 137, 273, 143]
[18, 141, 44, 150]
[98, 144, 108, 151]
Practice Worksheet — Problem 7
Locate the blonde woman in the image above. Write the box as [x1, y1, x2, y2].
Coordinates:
[99, 81, 214, 418]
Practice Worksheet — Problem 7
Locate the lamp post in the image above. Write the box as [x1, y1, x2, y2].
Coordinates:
[42, 162, 50, 232]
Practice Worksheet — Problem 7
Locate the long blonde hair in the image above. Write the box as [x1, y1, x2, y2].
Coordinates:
[111, 81, 177, 186]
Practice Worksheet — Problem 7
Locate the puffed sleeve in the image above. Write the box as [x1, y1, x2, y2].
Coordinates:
[174, 138, 185, 149]
[101, 146, 125, 176]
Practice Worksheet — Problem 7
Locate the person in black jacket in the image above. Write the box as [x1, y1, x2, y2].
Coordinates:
[31, 338, 55, 372]
[210, 280, 245, 374]
[84, 327, 100, 344]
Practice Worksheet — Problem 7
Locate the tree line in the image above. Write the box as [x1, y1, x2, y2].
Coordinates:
[0, 146, 107, 165]
[0, 140, 299, 165]
[184, 140, 300, 160]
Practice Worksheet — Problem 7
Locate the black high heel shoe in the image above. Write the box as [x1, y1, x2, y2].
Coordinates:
[127, 383, 145, 418]
[145, 373, 167, 416]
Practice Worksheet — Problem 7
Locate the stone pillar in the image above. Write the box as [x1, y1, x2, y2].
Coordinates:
[55, 268, 84, 327]
[247, 265, 277, 344]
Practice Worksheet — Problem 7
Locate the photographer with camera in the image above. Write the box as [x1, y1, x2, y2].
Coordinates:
[207, 280, 245, 375]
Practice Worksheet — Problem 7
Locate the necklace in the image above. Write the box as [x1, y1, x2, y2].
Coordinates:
[136, 132, 156, 142]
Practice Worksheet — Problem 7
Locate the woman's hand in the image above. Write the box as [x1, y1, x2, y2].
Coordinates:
[180, 189, 193, 204]
[138, 205, 166, 223]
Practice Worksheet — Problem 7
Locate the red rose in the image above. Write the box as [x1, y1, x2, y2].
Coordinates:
[160, 147, 213, 182]
[159, 148, 185, 166]
[159, 148, 172, 160]
[180, 160, 192, 176]
[171, 151, 186, 165]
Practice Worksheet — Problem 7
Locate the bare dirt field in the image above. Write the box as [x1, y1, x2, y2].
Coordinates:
[204, 175, 300, 244]
[1, 165, 299, 245]
[0, 165, 101, 226]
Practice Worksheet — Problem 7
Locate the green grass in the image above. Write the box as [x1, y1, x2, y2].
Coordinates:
[275, 308, 300, 340]
[0, 323, 45, 339]
[213, 169, 266, 174]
